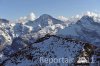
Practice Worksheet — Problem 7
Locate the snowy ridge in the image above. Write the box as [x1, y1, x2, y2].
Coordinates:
[57, 15, 100, 47]
[0, 12, 100, 66]
[0, 35, 96, 66]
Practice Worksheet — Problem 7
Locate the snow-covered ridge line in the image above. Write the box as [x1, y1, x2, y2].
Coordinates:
[1, 11, 100, 25]
[0, 34, 96, 66]
[0, 12, 100, 66]
[10, 35, 97, 56]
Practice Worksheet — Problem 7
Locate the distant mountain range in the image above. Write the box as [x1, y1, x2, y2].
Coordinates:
[0, 12, 99, 66]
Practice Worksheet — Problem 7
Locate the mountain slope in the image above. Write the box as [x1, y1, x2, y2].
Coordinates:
[0, 19, 12, 49]
[0, 12, 100, 66]
[58, 15, 100, 47]
[25, 14, 64, 32]
[0, 35, 95, 66]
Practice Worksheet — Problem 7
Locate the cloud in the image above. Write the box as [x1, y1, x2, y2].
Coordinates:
[27, 12, 36, 21]
[58, 16, 68, 21]
[18, 12, 36, 23]
[85, 11, 98, 17]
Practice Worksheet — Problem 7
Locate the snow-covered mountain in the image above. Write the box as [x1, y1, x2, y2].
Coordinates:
[25, 14, 64, 32]
[0, 19, 9, 24]
[0, 19, 12, 47]
[58, 15, 100, 47]
[0, 12, 100, 66]
[12, 14, 64, 37]
[0, 35, 95, 66]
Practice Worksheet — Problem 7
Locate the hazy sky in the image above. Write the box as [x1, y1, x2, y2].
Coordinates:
[0, 0, 100, 20]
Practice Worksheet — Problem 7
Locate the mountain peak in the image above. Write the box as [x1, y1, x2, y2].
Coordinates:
[81, 15, 93, 20]
[39, 14, 53, 19]
[0, 19, 9, 23]
[77, 15, 94, 24]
